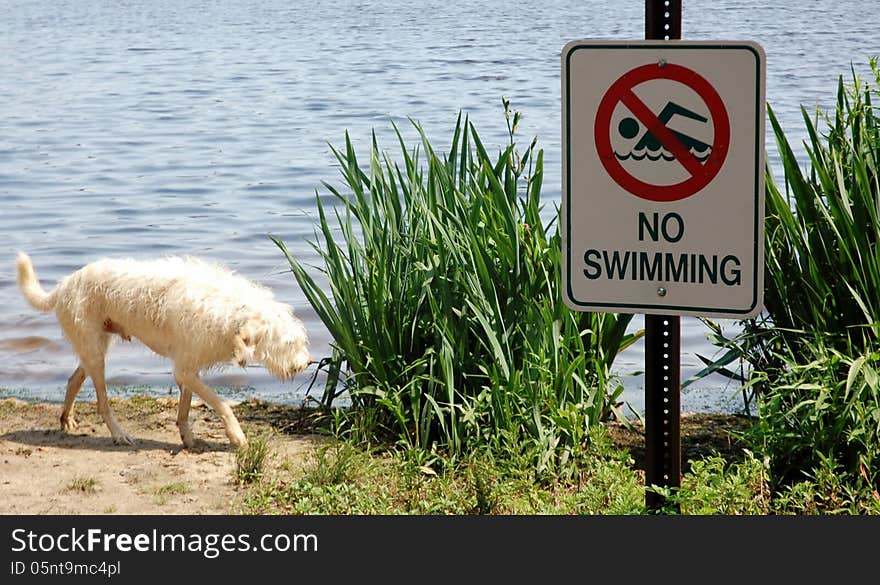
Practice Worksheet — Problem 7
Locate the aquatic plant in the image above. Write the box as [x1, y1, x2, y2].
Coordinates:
[763, 60, 880, 353]
[275, 102, 640, 471]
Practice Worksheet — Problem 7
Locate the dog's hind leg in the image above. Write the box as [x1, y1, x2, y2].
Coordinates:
[60, 365, 86, 432]
[82, 357, 135, 445]
[174, 375, 195, 448]
[174, 368, 247, 449]
[61, 320, 133, 444]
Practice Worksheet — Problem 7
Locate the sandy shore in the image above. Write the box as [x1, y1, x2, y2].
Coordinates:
[0, 397, 320, 515]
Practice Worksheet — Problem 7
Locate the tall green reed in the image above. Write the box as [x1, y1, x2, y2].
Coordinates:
[764, 59, 880, 352]
[274, 103, 639, 471]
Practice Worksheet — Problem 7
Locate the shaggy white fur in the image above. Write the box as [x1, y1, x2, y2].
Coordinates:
[16, 252, 311, 449]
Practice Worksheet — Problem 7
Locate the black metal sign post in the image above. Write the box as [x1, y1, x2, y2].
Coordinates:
[644, 0, 682, 512]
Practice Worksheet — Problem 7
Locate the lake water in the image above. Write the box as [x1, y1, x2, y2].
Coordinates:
[2, 0, 877, 411]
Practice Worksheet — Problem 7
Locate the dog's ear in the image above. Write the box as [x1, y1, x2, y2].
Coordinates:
[232, 316, 269, 366]
[232, 334, 252, 367]
[233, 317, 262, 366]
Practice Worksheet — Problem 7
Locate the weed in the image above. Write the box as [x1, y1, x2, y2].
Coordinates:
[153, 481, 192, 505]
[65, 476, 99, 494]
[235, 433, 272, 485]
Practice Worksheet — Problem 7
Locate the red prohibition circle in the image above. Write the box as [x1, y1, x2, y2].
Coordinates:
[594, 63, 730, 202]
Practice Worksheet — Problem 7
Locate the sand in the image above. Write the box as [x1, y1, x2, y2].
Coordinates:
[0, 397, 320, 515]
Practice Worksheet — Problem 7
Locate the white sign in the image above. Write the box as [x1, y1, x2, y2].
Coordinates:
[561, 40, 765, 318]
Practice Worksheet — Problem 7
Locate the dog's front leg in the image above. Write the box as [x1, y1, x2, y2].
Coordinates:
[60, 366, 86, 432]
[174, 368, 247, 449]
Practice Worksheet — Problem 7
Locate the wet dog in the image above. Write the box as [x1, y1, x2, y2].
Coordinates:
[16, 252, 310, 449]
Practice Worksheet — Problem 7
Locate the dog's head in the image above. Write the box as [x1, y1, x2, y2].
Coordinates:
[232, 306, 311, 380]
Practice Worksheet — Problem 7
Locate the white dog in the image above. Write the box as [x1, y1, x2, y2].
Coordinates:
[15, 252, 310, 449]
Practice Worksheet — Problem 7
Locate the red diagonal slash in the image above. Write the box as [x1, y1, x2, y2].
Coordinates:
[619, 89, 707, 180]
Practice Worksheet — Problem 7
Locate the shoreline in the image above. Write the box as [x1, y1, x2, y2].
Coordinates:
[0, 378, 751, 418]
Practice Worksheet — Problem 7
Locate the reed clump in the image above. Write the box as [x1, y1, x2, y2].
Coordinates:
[275, 101, 639, 473]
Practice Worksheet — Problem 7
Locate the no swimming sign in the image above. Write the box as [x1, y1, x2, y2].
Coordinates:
[561, 41, 765, 318]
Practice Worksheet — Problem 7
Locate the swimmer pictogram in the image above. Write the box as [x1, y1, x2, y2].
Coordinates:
[594, 62, 730, 202]
[615, 102, 712, 162]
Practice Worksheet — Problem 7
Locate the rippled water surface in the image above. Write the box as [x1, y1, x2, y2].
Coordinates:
[2, 0, 877, 409]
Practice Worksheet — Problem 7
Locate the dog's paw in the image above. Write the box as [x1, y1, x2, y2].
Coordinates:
[112, 432, 136, 445]
[179, 430, 195, 449]
[228, 429, 248, 450]
[60, 415, 79, 432]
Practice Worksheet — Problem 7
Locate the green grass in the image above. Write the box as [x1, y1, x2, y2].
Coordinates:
[154, 481, 191, 496]
[153, 481, 192, 505]
[65, 476, 100, 494]
[274, 100, 639, 473]
[235, 433, 272, 485]
[238, 427, 646, 515]
[235, 426, 879, 515]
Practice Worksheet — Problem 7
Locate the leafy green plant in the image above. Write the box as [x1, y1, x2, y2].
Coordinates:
[772, 453, 880, 515]
[654, 451, 771, 515]
[275, 102, 640, 470]
[744, 343, 880, 488]
[555, 425, 645, 514]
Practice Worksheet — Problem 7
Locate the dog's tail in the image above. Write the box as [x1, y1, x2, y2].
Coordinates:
[16, 252, 57, 312]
